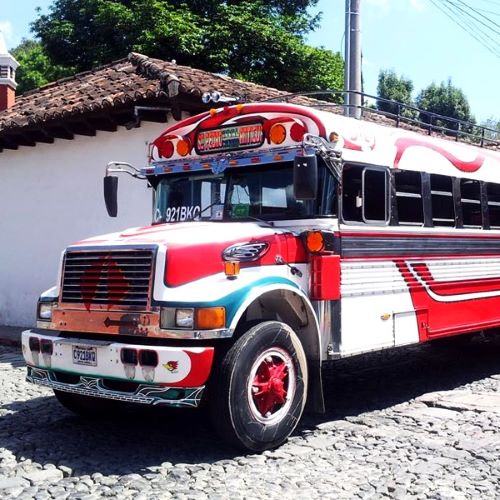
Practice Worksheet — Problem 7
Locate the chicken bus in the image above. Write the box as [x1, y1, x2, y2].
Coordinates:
[22, 100, 500, 451]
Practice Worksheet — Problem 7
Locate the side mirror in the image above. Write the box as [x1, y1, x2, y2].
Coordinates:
[104, 176, 118, 217]
[293, 154, 318, 200]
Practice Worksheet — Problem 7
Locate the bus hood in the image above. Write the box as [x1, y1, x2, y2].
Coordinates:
[70, 222, 306, 287]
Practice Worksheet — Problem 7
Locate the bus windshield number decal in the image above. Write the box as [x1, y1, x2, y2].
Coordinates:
[165, 205, 201, 222]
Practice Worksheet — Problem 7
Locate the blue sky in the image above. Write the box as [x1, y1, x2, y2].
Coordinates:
[1, 0, 498, 122]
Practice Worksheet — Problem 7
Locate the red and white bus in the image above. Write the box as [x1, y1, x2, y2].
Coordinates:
[22, 100, 500, 451]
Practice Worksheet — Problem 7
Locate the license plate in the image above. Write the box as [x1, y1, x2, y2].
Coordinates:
[72, 346, 97, 366]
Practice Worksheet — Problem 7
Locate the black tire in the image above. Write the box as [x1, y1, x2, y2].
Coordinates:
[210, 321, 308, 452]
[53, 390, 123, 417]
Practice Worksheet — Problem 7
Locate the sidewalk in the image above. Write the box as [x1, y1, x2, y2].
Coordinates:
[0, 326, 26, 347]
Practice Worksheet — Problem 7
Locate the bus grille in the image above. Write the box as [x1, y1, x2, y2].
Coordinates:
[61, 249, 154, 307]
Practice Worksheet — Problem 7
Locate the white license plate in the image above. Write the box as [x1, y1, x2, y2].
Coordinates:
[72, 346, 97, 366]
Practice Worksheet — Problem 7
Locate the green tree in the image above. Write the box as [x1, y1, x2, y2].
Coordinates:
[416, 79, 474, 131]
[481, 117, 500, 143]
[31, 0, 343, 97]
[12, 39, 73, 94]
[376, 69, 414, 116]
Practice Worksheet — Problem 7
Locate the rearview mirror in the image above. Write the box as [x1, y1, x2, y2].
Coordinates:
[104, 176, 118, 217]
[293, 154, 318, 200]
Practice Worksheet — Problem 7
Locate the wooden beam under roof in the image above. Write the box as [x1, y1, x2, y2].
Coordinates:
[88, 114, 118, 132]
[0, 137, 19, 150]
[67, 119, 97, 137]
[45, 125, 74, 141]
[11, 134, 36, 147]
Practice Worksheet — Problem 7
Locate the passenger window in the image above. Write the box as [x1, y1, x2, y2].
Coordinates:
[460, 179, 482, 228]
[430, 174, 455, 227]
[363, 169, 389, 223]
[394, 170, 423, 225]
[342, 165, 389, 224]
[487, 183, 500, 229]
[342, 165, 363, 222]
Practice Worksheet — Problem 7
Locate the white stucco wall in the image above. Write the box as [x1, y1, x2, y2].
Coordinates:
[0, 120, 173, 326]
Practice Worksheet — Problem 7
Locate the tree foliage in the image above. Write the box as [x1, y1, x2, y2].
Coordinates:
[12, 39, 73, 95]
[376, 70, 414, 116]
[416, 79, 474, 130]
[481, 117, 500, 142]
[29, 0, 343, 96]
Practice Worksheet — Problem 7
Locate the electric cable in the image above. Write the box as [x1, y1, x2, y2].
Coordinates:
[446, 0, 500, 34]
[430, 0, 500, 58]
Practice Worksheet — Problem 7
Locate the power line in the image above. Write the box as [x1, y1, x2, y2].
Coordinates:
[443, 0, 500, 48]
[438, 1, 499, 46]
[447, 0, 500, 34]
[478, 0, 500, 7]
[476, 8, 500, 18]
[430, 0, 500, 58]
[443, 4, 500, 57]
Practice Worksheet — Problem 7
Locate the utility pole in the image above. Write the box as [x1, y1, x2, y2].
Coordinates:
[344, 0, 362, 118]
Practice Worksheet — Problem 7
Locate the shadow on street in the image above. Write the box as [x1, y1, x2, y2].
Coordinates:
[1, 334, 499, 475]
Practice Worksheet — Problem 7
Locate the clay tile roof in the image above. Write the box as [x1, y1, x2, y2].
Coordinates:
[0, 56, 161, 131]
[0, 52, 496, 151]
[0, 52, 296, 134]
[127, 52, 288, 102]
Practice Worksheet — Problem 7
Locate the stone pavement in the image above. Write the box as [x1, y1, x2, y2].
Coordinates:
[0, 335, 499, 498]
[0, 326, 25, 347]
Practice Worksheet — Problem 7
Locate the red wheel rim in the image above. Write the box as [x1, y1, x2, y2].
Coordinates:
[248, 348, 295, 423]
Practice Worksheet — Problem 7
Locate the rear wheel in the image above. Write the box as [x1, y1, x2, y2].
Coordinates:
[53, 390, 123, 417]
[210, 321, 308, 452]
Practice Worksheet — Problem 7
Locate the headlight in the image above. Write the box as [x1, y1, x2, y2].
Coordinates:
[38, 303, 55, 321]
[160, 307, 226, 330]
[175, 308, 194, 329]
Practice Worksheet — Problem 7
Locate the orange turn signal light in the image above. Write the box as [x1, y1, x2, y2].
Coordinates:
[306, 231, 325, 253]
[224, 260, 240, 278]
[269, 123, 286, 145]
[176, 139, 191, 157]
[196, 307, 226, 330]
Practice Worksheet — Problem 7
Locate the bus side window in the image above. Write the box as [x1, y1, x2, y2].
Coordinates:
[362, 168, 389, 223]
[393, 170, 423, 225]
[460, 179, 482, 228]
[430, 174, 455, 227]
[342, 165, 389, 224]
[342, 165, 363, 222]
[487, 183, 500, 229]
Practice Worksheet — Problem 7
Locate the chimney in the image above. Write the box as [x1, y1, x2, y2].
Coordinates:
[0, 30, 19, 111]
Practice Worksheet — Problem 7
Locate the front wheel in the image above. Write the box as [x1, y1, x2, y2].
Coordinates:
[210, 321, 308, 452]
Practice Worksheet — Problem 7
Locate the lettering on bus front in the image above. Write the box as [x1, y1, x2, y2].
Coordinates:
[196, 124, 264, 154]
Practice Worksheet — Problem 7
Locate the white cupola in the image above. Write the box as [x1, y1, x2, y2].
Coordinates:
[0, 30, 19, 110]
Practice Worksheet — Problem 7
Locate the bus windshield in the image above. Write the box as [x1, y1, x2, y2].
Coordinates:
[153, 163, 317, 223]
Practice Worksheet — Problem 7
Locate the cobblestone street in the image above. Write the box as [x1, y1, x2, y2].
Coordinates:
[0, 334, 499, 499]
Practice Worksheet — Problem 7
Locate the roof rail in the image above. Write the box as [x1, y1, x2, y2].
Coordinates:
[260, 90, 499, 150]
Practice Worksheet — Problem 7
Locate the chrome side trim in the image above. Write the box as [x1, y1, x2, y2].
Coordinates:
[27, 367, 204, 408]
